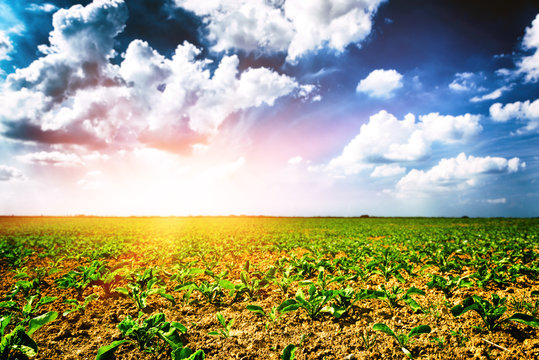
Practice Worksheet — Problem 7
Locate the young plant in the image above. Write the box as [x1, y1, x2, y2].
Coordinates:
[246, 305, 281, 328]
[235, 262, 276, 300]
[373, 323, 431, 359]
[326, 286, 356, 318]
[116, 268, 175, 310]
[278, 285, 334, 320]
[55, 260, 105, 300]
[280, 344, 297, 360]
[449, 328, 469, 347]
[360, 329, 377, 350]
[208, 312, 234, 339]
[374, 285, 425, 313]
[95, 312, 194, 359]
[63, 294, 99, 316]
[0, 310, 58, 359]
[426, 274, 473, 299]
[451, 294, 539, 331]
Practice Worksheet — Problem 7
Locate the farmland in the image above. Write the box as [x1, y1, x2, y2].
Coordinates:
[0, 216, 538, 360]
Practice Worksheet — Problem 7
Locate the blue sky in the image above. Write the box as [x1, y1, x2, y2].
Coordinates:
[0, 0, 538, 216]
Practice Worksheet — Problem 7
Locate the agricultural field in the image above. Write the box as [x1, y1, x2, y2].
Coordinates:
[0, 216, 538, 360]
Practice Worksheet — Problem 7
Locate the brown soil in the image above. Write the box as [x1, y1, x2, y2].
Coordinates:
[2, 248, 538, 360]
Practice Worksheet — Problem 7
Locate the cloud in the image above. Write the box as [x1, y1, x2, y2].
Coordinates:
[0, 0, 312, 155]
[370, 164, 405, 177]
[26, 3, 58, 13]
[469, 86, 511, 103]
[18, 151, 84, 167]
[174, 0, 384, 61]
[326, 110, 482, 176]
[448, 72, 476, 92]
[518, 13, 539, 82]
[485, 198, 506, 204]
[396, 153, 525, 196]
[0, 31, 14, 61]
[489, 99, 539, 134]
[356, 69, 403, 99]
[0, 165, 25, 181]
[288, 156, 303, 165]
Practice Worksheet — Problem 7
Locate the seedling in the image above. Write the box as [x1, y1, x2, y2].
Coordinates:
[427, 274, 472, 298]
[55, 260, 105, 300]
[0, 309, 57, 359]
[246, 305, 281, 328]
[373, 323, 431, 358]
[374, 285, 425, 313]
[63, 294, 99, 316]
[449, 328, 469, 347]
[96, 312, 192, 359]
[209, 312, 234, 338]
[451, 294, 539, 331]
[235, 262, 276, 300]
[116, 268, 175, 310]
[360, 329, 377, 350]
[281, 344, 297, 360]
[278, 285, 334, 320]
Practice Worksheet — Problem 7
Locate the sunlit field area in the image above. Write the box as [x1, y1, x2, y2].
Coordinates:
[0, 216, 538, 359]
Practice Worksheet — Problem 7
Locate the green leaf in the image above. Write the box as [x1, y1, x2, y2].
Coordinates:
[187, 349, 205, 360]
[36, 296, 58, 308]
[28, 311, 58, 336]
[208, 331, 220, 336]
[401, 346, 413, 359]
[404, 297, 423, 313]
[373, 323, 396, 338]
[405, 286, 425, 297]
[281, 344, 297, 360]
[246, 305, 266, 316]
[115, 287, 129, 296]
[506, 313, 539, 327]
[95, 339, 130, 360]
[0, 316, 10, 337]
[171, 322, 187, 334]
[408, 325, 431, 338]
[216, 313, 225, 327]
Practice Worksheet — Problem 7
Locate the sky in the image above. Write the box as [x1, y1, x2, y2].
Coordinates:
[0, 0, 538, 217]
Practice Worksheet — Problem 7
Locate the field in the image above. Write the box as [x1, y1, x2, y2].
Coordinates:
[0, 216, 538, 360]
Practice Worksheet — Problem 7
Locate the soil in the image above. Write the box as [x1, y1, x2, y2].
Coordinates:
[0, 217, 538, 360]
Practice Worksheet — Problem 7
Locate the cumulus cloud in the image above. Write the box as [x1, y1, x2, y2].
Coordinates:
[18, 151, 84, 167]
[518, 13, 539, 82]
[0, 31, 14, 61]
[326, 110, 482, 176]
[489, 99, 539, 134]
[356, 69, 403, 99]
[0, 165, 25, 181]
[370, 164, 405, 177]
[0, 0, 312, 155]
[470, 86, 511, 103]
[174, 0, 384, 61]
[396, 153, 525, 196]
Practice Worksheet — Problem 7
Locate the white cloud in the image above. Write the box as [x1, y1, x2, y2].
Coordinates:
[174, 0, 384, 61]
[518, 13, 539, 82]
[356, 69, 403, 99]
[470, 86, 511, 103]
[0, 0, 312, 155]
[396, 153, 525, 196]
[489, 99, 539, 134]
[18, 151, 84, 167]
[325, 110, 482, 176]
[0, 165, 25, 181]
[26, 3, 58, 13]
[0, 31, 14, 61]
[448, 72, 475, 92]
[288, 156, 303, 165]
[485, 198, 507, 204]
[370, 164, 405, 177]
